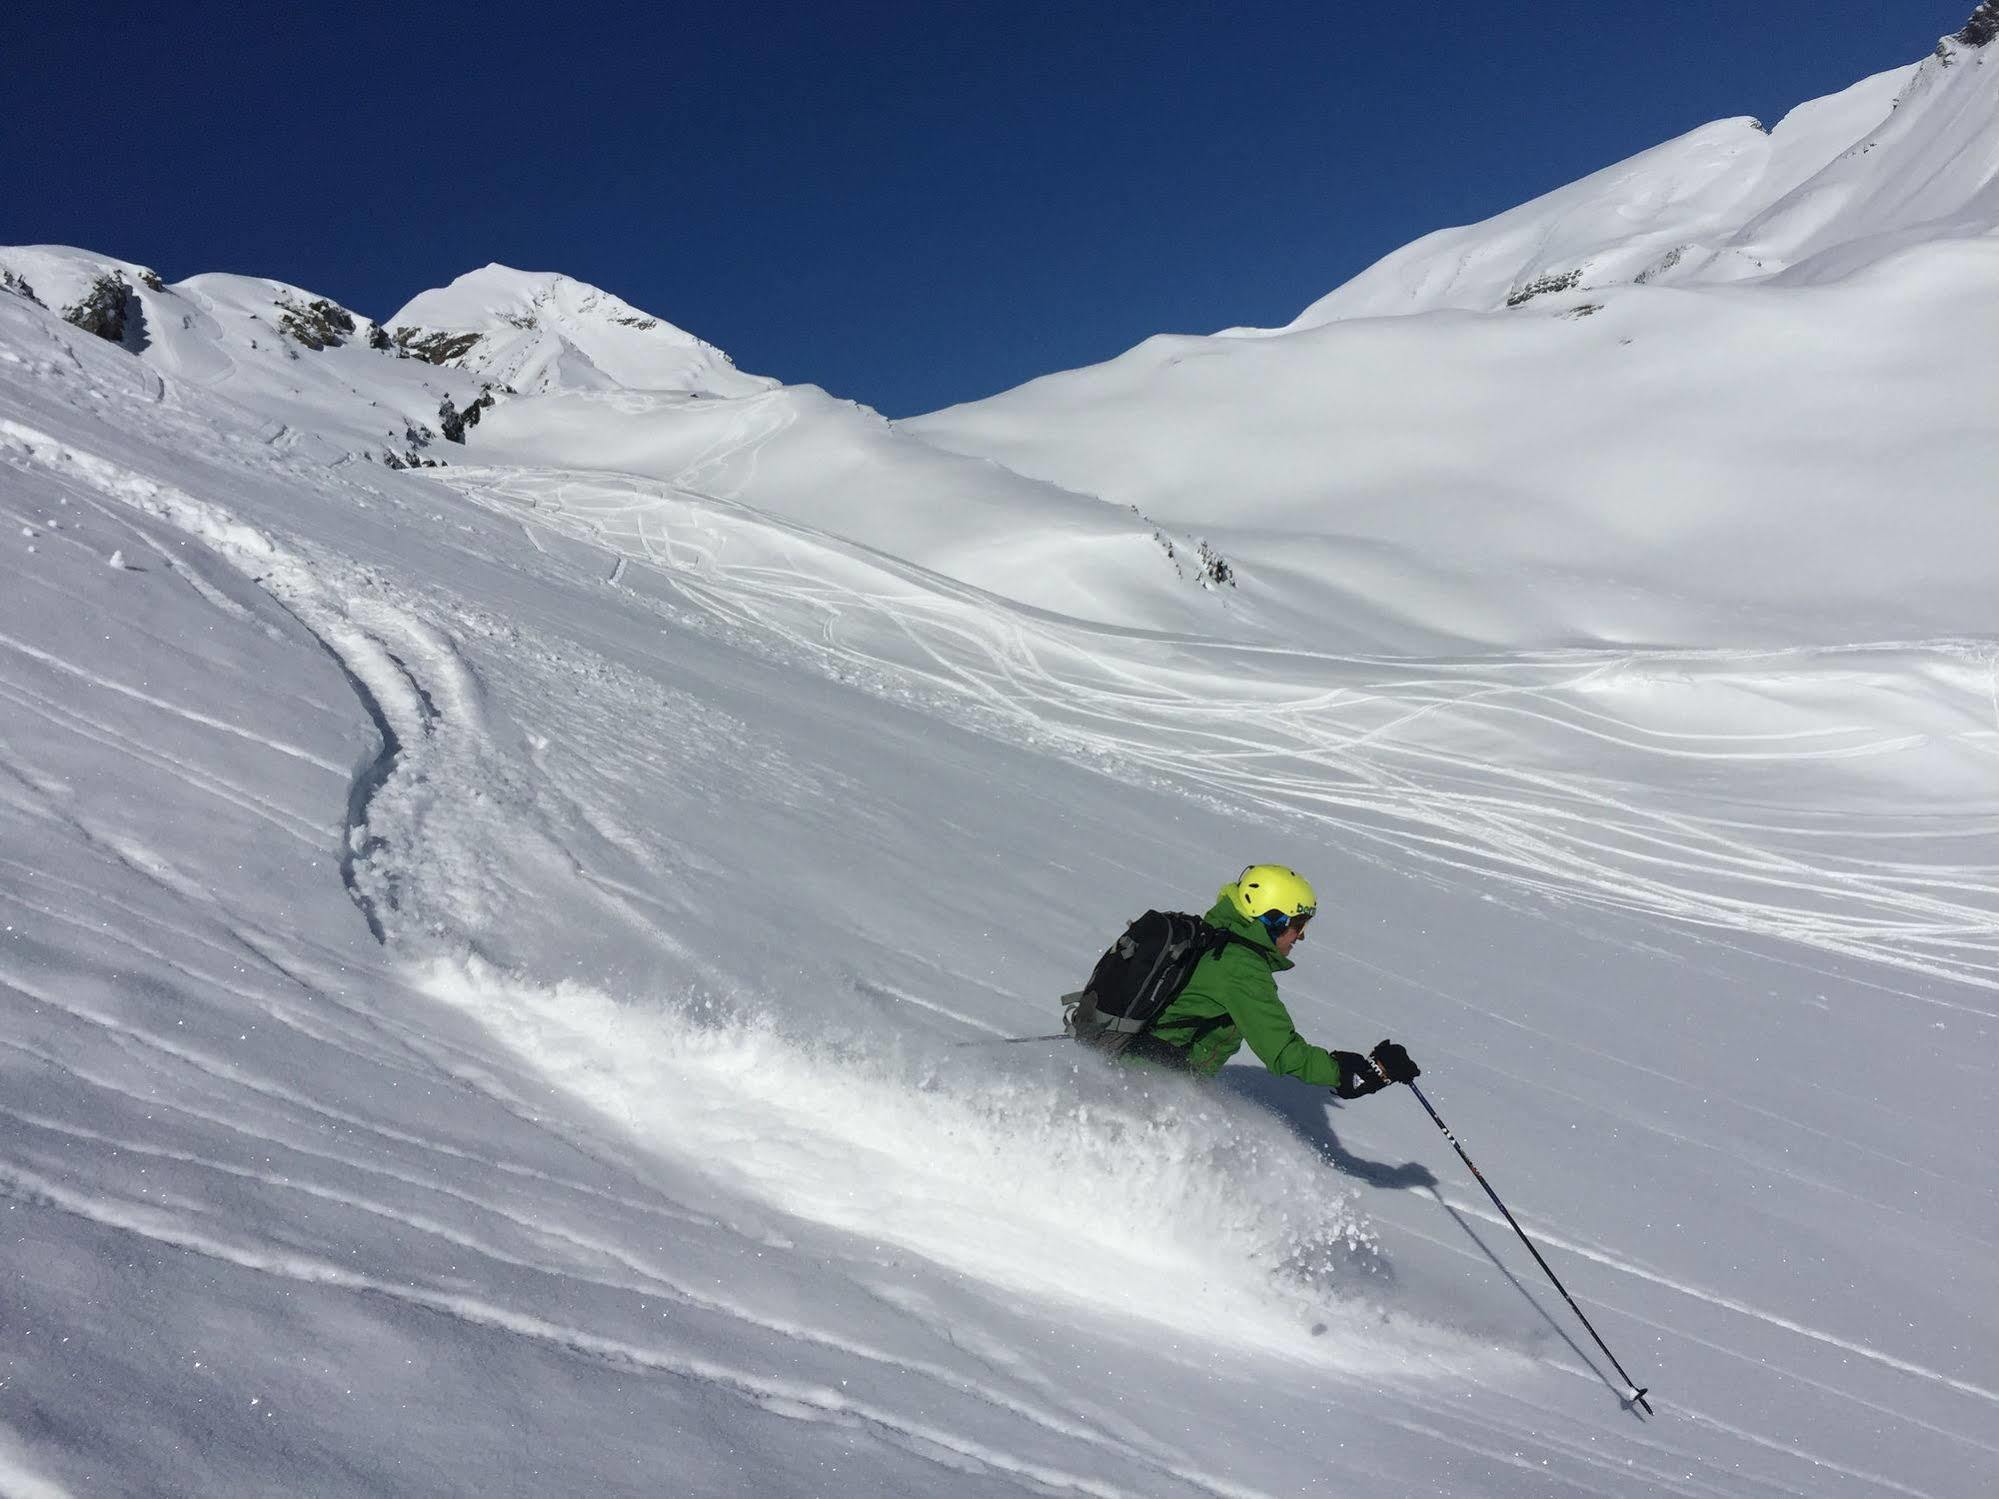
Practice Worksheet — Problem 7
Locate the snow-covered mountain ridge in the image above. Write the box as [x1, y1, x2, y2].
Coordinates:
[0, 243, 1247, 630]
[1272, 18, 1999, 325]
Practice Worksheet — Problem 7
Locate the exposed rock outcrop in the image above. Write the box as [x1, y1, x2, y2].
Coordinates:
[0, 268, 41, 306]
[1506, 269, 1584, 308]
[275, 295, 359, 350]
[62, 272, 141, 346]
[393, 327, 483, 365]
[437, 389, 497, 443]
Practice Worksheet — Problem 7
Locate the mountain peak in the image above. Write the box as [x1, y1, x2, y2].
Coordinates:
[387, 265, 772, 398]
[397, 264, 647, 331]
[1959, 2, 1999, 47]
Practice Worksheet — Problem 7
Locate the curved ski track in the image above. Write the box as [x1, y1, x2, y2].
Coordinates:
[441, 464, 1999, 1003]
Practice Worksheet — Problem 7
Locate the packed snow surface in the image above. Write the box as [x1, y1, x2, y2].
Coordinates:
[4, 22, 1998, 1498]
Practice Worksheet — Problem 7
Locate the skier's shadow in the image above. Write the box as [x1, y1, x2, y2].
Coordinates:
[1215, 1067, 1438, 1189]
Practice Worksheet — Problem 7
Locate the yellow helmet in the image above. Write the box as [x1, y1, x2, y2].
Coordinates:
[1227, 864, 1318, 933]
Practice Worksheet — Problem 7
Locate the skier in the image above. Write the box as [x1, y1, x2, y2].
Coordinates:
[1121, 865, 1419, 1099]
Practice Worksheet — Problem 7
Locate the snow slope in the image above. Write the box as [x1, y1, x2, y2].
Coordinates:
[907, 30, 1999, 656]
[5, 20, 1999, 1498]
[5, 279, 1997, 1495]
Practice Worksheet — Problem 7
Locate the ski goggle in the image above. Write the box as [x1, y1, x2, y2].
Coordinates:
[1259, 908, 1315, 937]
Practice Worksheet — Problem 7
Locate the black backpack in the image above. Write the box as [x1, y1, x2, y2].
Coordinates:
[1062, 910, 1242, 1059]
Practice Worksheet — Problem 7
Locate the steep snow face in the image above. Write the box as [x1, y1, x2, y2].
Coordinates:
[1281, 20, 1999, 325]
[1738, 28, 1999, 285]
[171, 271, 380, 351]
[389, 264, 776, 398]
[1277, 69, 1913, 325]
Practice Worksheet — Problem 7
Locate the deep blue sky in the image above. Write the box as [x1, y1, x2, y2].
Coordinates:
[4, 2, 1976, 415]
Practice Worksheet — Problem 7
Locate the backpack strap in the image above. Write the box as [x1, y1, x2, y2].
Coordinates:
[1132, 924, 1259, 1049]
[1209, 927, 1274, 962]
[1166, 1009, 1239, 1052]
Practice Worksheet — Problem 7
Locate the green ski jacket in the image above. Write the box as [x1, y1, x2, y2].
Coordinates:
[1143, 889, 1355, 1090]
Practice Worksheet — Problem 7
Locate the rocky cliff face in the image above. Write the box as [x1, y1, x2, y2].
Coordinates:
[1959, 2, 1999, 47]
[274, 294, 360, 350]
[62, 270, 144, 348]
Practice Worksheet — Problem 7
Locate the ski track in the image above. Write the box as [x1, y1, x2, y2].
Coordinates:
[0, 1099, 1278, 1498]
[437, 465, 1999, 1002]
[1672, 1407, 1945, 1499]
[1379, 1182, 1999, 1472]
[1433, 1189, 1999, 1408]
[0, 966, 709, 1232]
[1325, 942, 1974, 1193]
[856, 976, 1018, 1036]
[2, 1163, 1259, 1499]
[373, 463, 1999, 1491]
[2, 958, 1498, 1499]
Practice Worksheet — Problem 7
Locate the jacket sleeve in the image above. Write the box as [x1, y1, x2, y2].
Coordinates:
[1219, 957, 1348, 1089]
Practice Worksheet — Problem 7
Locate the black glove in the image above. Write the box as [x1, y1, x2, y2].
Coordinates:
[1331, 1051, 1389, 1100]
[1370, 1038, 1420, 1085]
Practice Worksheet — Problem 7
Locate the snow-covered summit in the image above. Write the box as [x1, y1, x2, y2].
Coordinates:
[388, 264, 775, 397]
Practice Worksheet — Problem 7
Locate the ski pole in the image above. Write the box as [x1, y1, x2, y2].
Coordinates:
[953, 1033, 1070, 1047]
[1381, 1066, 1654, 1415]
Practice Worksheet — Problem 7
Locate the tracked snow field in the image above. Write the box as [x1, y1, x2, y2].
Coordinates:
[3, 265, 1996, 1499]
[442, 465, 1999, 993]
